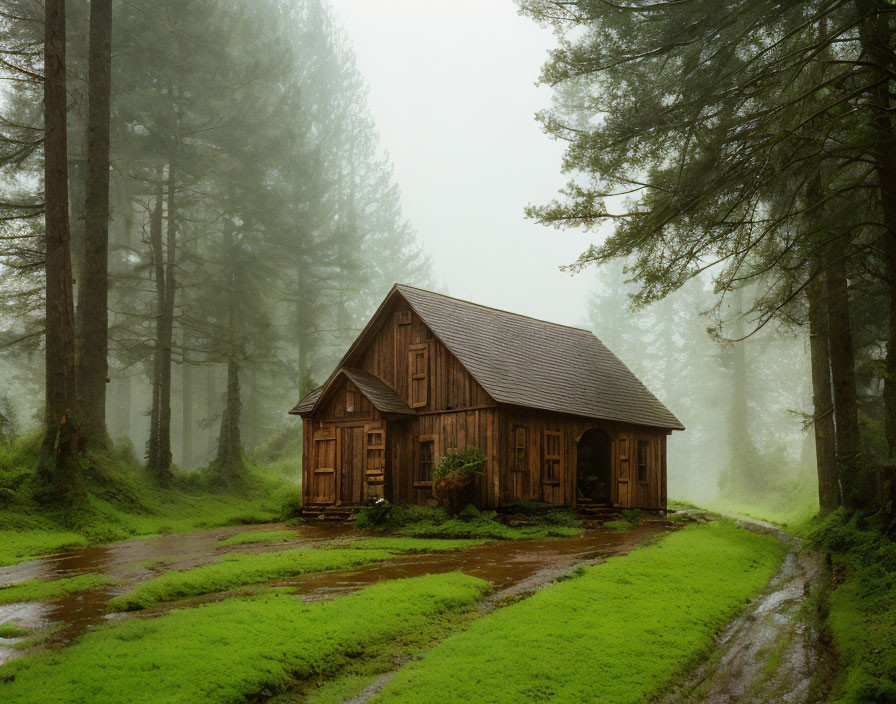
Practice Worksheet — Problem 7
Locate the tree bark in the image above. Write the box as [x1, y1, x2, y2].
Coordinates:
[157, 160, 176, 480]
[39, 0, 83, 500]
[146, 186, 166, 481]
[181, 338, 192, 469]
[807, 266, 840, 511]
[213, 357, 244, 486]
[857, 0, 896, 462]
[76, 0, 112, 449]
[825, 249, 863, 506]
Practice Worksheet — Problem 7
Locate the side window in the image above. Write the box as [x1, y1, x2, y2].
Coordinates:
[637, 440, 649, 483]
[542, 430, 561, 484]
[414, 434, 437, 486]
[408, 343, 429, 408]
[512, 425, 528, 472]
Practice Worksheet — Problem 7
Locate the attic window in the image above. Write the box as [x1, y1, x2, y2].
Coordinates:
[408, 343, 429, 408]
[396, 309, 412, 326]
[542, 430, 561, 485]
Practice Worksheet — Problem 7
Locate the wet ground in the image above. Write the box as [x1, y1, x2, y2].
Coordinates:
[0, 519, 676, 666]
[662, 522, 831, 704]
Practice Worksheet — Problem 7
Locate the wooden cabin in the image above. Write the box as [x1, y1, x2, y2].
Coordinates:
[290, 284, 684, 513]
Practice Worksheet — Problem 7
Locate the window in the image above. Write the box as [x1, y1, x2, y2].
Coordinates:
[346, 386, 358, 413]
[637, 440, 649, 483]
[542, 430, 561, 484]
[414, 434, 437, 487]
[512, 426, 528, 472]
[396, 309, 412, 325]
[408, 343, 429, 408]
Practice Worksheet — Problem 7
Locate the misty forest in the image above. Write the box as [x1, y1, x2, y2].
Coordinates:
[0, 1, 894, 703]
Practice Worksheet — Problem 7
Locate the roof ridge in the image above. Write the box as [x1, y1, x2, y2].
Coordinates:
[394, 283, 593, 334]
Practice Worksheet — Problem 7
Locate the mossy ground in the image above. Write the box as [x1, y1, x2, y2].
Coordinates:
[0, 623, 28, 639]
[216, 529, 299, 547]
[0, 572, 491, 704]
[807, 510, 896, 703]
[106, 547, 395, 611]
[0, 433, 300, 567]
[372, 521, 787, 704]
[0, 574, 114, 606]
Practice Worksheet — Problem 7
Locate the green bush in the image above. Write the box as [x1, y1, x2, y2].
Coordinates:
[432, 448, 486, 482]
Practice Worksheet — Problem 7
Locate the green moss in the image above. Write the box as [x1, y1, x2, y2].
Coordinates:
[373, 521, 787, 704]
[0, 574, 114, 606]
[107, 548, 395, 611]
[347, 537, 490, 552]
[0, 573, 491, 704]
[217, 530, 299, 547]
[0, 623, 28, 639]
[808, 510, 896, 703]
[0, 435, 300, 567]
[602, 520, 631, 532]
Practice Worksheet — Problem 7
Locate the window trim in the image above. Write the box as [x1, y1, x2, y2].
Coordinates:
[541, 430, 561, 485]
[408, 342, 429, 409]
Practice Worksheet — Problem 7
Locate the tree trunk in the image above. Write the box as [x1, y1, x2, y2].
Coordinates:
[76, 0, 112, 450]
[157, 161, 176, 479]
[181, 339, 192, 469]
[206, 364, 218, 462]
[146, 186, 166, 480]
[857, 0, 896, 462]
[115, 373, 131, 443]
[213, 357, 244, 486]
[39, 0, 83, 500]
[825, 249, 863, 506]
[807, 267, 840, 511]
[729, 286, 752, 453]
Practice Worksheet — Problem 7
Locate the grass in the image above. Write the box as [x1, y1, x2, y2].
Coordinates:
[0, 623, 28, 639]
[217, 529, 299, 547]
[0, 433, 300, 567]
[807, 510, 896, 703]
[0, 574, 114, 606]
[372, 520, 787, 704]
[356, 503, 581, 540]
[106, 548, 395, 611]
[0, 572, 491, 704]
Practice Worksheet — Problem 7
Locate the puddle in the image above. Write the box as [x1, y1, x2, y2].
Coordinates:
[0, 520, 675, 666]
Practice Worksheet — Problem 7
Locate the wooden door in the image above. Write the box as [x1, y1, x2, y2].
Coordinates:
[311, 430, 337, 504]
[615, 435, 631, 508]
[339, 426, 365, 505]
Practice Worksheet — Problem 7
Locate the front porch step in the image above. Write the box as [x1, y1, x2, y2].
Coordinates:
[301, 506, 360, 520]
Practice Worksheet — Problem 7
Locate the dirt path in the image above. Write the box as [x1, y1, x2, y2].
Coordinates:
[0, 520, 676, 667]
[662, 521, 832, 704]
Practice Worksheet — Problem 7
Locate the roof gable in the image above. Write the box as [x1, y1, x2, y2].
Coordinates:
[289, 368, 413, 417]
[394, 285, 684, 430]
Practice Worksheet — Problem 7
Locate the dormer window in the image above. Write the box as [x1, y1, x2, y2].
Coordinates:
[408, 342, 429, 408]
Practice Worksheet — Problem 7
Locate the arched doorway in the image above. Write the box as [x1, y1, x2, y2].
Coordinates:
[576, 428, 612, 504]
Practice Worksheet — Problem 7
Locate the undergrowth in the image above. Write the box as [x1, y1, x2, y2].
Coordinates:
[807, 509, 896, 704]
[373, 520, 786, 704]
[0, 572, 491, 704]
[0, 432, 300, 566]
[355, 503, 581, 540]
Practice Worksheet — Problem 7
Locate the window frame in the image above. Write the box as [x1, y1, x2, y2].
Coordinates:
[413, 434, 438, 488]
[408, 342, 429, 409]
[512, 425, 529, 473]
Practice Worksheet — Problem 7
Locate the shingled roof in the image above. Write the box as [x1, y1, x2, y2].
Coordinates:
[395, 285, 683, 430]
[289, 368, 414, 416]
[291, 284, 683, 431]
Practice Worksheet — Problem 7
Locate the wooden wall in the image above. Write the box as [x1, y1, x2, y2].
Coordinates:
[352, 299, 493, 413]
[316, 377, 377, 422]
[386, 408, 496, 507]
[495, 406, 668, 510]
